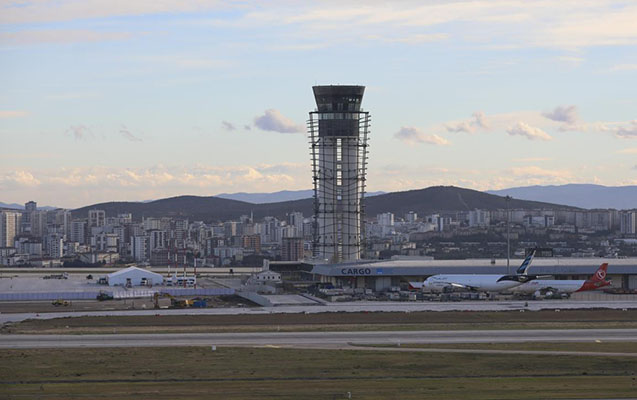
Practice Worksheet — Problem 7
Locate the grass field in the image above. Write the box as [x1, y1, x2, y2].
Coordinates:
[4, 309, 637, 334]
[1, 346, 636, 399]
[353, 341, 637, 353]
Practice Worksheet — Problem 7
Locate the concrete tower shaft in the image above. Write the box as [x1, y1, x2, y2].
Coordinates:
[309, 85, 370, 263]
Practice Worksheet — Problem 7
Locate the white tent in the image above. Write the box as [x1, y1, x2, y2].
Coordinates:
[107, 266, 163, 287]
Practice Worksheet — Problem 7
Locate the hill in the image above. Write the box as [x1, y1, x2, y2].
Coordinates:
[0, 202, 58, 211]
[72, 186, 576, 222]
[487, 184, 637, 210]
[216, 189, 385, 204]
[364, 186, 575, 217]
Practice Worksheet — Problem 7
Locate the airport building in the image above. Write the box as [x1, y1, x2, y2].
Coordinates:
[308, 85, 370, 263]
[272, 258, 637, 292]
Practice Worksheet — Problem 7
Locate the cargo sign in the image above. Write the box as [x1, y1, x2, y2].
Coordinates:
[340, 268, 373, 275]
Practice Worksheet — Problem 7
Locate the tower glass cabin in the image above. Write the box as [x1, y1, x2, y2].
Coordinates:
[309, 85, 370, 262]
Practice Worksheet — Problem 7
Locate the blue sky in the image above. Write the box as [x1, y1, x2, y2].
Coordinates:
[1, 0, 637, 207]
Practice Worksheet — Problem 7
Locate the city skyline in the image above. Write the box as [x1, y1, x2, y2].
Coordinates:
[2, 1, 637, 208]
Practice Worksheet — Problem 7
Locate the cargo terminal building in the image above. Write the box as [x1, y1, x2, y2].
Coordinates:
[288, 258, 637, 292]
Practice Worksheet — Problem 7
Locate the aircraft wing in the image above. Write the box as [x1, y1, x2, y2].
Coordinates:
[525, 274, 553, 280]
[449, 282, 479, 291]
[408, 281, 423, 290]
[497, 274, 553, 283]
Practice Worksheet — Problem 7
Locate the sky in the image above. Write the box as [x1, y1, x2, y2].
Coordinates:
[1, 0, 637, 208]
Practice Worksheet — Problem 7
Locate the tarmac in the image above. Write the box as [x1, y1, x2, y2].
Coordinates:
[1, 299, 637, 325]
[2, 328, 637, 349]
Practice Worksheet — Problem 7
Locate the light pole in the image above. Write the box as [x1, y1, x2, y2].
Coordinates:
[506, 195, 511, 275]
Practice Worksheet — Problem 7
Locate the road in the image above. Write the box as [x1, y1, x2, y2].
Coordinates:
[2, 328, 637, 349]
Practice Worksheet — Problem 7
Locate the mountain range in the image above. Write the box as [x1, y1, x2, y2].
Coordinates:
[487, 184, 637, 210]
[71, 186, 576, 222]
[216, 189, 385, 204]
[4, 184, 635, 216]
[0, 202, 57, 211]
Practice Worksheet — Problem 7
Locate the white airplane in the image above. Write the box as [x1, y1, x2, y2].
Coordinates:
[510, 262, 611, 296]
[410, 250, 537, 293]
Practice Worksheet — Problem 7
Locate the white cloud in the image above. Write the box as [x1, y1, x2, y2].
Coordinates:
[617, 148, 637, 154]
[0, 163, 309, 207]
[0, 170, 41, 187]
[254, 109, 304, 134]
[542, 5, 637, 48]
[394, 127, 450, 145]
[425, 110, 551, 138]
[542, 105, 578, 124]
[506, 122, 552, 141]
[6, 1, 637, 51]
[0, 110, 28, 118]
[446, 111, 489, 133]
[615, 120, 637, 139]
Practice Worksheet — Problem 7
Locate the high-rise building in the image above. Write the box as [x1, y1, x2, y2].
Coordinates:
[281, 237, 304, 261]
[468, 209, 491, 227]
[88, 209, 106, 228]
[405, 211, 418, 224]
[25, 201, 37, 213]
[71, 220, 87, 244]
[620, 211, 636, 234]
[242, 234, 262, 253]
[131, 235, 149, 261]
[287, 212, 304, 233]
[30, 210, 47, 238]
[377, 212, 394, 227]
[53, 209, 72, 238]
[309, 85, 370, 262]
[0, 211, 21, 247]
[46, 233, 64, 258]
[148, 230, 167, 252]
[20, 201, 37, 233]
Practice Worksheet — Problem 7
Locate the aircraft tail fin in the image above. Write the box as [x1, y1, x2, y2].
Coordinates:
[588, 263, 608, 283]
[516, 249, 536, 275]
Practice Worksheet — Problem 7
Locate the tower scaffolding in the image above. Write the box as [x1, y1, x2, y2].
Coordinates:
[308, 85, 370, 263]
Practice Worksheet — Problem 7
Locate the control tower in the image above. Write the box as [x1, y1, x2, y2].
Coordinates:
[308, 85, 370, 262]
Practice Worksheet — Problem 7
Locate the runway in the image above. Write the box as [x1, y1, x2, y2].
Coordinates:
[2, 328, 637, 349]
[2, 299, 637, 325]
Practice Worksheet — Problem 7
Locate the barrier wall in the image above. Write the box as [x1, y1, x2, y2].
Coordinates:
[0, 287, 235, 301]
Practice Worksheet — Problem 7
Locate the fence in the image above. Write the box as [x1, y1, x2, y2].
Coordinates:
[0, 287, 235, 301]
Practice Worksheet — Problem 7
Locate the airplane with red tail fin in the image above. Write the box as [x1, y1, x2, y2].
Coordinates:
[510, 263, 611, 295]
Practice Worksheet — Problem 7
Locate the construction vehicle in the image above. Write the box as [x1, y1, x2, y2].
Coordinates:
[52, 299, 71, 307]
[172, 298, 195, 308]
[152, 292, 173, 309]
[96, 291, 114, 301]
[152, 292, 206, 309]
